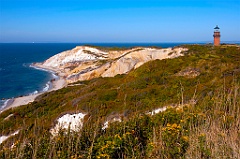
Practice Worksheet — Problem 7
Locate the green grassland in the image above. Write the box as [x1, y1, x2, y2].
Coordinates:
[0, 45, 240, 158]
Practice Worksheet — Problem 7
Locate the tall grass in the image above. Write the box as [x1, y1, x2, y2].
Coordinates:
[186, 82, 240, 158]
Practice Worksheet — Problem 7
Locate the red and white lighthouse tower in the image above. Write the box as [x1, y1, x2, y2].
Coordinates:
[213, 25, 221, 46]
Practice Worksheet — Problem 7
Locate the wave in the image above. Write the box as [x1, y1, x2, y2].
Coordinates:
[30, 63, 58, 92]
[29, 90, 39, 96]
[51, 73, 59, 80]
[30, 64, 59, 80]
[0, 64, 60, 110]
[42, 81, 52, 92]
[0, 81, 52, 110]
[28, 82, 52, 95]
[29, 64, 55, 74]
[26, 81, 52, 97]
[22, 63, 30, 67]
[0, 99, 14, 110]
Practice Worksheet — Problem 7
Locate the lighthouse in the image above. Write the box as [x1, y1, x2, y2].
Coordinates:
[213, 25, 221, 46]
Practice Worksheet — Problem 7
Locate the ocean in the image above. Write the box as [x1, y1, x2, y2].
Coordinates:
[0, 43, 189, 109]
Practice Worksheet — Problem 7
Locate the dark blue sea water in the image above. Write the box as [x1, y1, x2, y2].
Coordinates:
[0, 43, 190, 109]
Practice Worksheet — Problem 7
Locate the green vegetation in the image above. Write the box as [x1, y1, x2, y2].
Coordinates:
[0, 45, 240, 158]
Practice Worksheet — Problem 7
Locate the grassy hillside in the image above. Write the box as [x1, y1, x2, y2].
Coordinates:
[0, 45, 240, 158]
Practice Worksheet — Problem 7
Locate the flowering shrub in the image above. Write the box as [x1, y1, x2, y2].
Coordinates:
[162, 123, 189, 158]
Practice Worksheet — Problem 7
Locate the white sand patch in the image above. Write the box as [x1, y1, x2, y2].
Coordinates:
[147, 107, 168, 116]
[3, 114, 14, 121]
[0, 130, 19, 144]
[102, 117, 122, 130]
[50, 113, 86, 136]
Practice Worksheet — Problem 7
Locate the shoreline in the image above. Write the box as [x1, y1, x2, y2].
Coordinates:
[0, 63, 67, 113]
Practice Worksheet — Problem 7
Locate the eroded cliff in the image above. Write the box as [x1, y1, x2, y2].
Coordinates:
[37, 46, 188, 83]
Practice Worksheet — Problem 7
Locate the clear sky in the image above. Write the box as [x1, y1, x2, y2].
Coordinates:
[0, 0, 239, 43]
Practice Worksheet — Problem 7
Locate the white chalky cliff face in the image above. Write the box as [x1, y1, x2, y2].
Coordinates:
[43, 46, 108, 68]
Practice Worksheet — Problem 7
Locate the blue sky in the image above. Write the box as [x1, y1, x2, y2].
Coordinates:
[0, 0, 239, 43]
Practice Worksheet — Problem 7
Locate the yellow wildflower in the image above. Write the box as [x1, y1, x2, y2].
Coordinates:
[182, 136, 189, 142]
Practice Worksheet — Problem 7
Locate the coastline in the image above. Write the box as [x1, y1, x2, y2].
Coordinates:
[0, 63, 67, 113]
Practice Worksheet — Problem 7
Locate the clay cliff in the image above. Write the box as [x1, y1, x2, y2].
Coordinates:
[35, 46, 188, 83]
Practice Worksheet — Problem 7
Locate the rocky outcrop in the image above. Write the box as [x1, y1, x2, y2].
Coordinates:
[176, 68, 201, 78]
[38, 46, 188, 83]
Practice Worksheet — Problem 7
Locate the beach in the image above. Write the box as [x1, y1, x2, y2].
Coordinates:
[0, 64, 67, 113]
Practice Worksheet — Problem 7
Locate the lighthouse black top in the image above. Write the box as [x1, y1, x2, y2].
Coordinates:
[214, 26, 220, 30]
